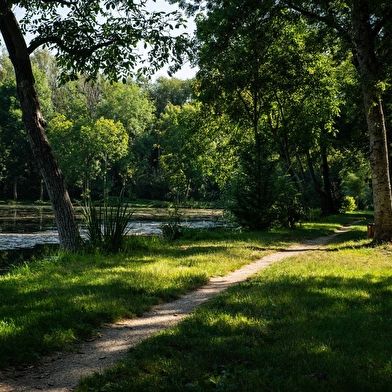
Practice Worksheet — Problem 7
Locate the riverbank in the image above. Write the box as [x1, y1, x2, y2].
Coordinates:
[0, 204, 224, 231]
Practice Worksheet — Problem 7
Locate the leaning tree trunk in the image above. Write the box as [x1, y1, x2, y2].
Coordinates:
[0, 8, 80, 251]
[352, 0, 392, 242]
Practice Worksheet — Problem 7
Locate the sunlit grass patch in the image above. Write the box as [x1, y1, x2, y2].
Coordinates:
[0, 226, 286, 368]
[77, 222, 392, 392]
[0, 214, 372, 371]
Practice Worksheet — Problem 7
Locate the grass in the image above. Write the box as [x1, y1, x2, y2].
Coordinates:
[71, 218, 392, 392]
[0, 213, 372, 375]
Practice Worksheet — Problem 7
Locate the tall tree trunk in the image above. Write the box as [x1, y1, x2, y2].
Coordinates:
[40, 179, 44, 201]
[352, 0, 392, 242]
[278, 143, 303, 194]
[185, 178, 191, 199]
[306, 150, 332, 216]
[321, 143, 337, 215]
[0, 8, 80, 251]
[295, 151, 308, 188]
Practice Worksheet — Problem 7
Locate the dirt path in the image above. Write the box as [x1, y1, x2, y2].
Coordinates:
[0, 225, 353, 392]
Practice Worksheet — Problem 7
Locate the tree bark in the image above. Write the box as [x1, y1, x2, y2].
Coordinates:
[0, 7, 80, 251]
[306, 150, 330, 215]
[352, 0, 392, 242]
[320, 142, 337, 215]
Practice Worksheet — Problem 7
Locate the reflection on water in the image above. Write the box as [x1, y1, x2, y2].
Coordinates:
[0, 231, 59, 250]
[0, 206, 57, 251]
[0, 205, 57, 233]
[0, 206, 223, 251]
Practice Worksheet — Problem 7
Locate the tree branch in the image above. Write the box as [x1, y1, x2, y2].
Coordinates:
[39, 0, 77, 6]
[27, 35, 116, 55]
[373, 9, 392, 37]
[285, 1, 352, 44]
[0, 7, 29, 61]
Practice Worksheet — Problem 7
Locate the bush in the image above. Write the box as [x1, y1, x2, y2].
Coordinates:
[340, 195, 357, 213]
[228, 141, 304, 230]
[228, 143, 278, 230]
[273, 176, 304, 228]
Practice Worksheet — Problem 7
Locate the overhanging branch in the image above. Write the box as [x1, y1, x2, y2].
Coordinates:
[285, 1, 352, 44]
[27, 35, 117, 55]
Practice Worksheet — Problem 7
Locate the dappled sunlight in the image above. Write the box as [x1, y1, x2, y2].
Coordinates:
[310, 286, 371, 301]
[1, 217, 382, 390]
[308, 342, 333, 355]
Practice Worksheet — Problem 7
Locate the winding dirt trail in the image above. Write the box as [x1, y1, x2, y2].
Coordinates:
[0, 224, 353, 392]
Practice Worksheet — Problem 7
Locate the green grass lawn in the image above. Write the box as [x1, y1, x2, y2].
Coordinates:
[0, 213, 376, 389]
[72, 218, 392, 392]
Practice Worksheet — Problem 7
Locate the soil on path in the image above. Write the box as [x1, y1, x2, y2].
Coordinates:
[0, 224, 353, 392]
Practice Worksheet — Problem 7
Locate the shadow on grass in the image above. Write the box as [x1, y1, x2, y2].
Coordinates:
[0, 269, 209, 368]
[325, 224, 374, 251]
[0, 217, 371, 371]
[0, 235, 269, 368]
[78, 273, 392, 392]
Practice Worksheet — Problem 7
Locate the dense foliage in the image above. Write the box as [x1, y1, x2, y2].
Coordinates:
[3, 0, 388, 230]
[180, 0, 392, 241]
[0, 38, 373, 228]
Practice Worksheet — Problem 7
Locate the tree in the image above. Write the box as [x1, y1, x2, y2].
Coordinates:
[0, 79, 35, 200]
[0, 1, 189, 251]
[183, 0, 392, 239]
[193, 1, 347, 224]
[97, 79, 163, 197]
[193, 2, 290, 222]
[159, 102, 206, 202]
[148, 77, 194, 115]
[0, 52, 45, 200]
[48, 115, 129, 197]
[97, 80, 155, 137]
[282, 0, 392, 241]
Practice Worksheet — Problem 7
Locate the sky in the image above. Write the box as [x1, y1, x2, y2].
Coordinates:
[147, 0, 197, 80]
[153, 53, 197, 81]
[10, 1, 197, 81]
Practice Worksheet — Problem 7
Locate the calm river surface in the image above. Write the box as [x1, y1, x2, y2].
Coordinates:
[0, 205, 224, 251]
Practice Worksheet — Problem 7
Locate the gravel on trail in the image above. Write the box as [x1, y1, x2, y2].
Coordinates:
[0, 224, 353, 392]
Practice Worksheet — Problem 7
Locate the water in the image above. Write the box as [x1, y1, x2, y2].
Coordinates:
[0, 206, 224, 251]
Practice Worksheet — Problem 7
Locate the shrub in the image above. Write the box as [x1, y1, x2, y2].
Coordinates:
[82, 192, 134, 253]
[273, 176, 304, 228]
[228, 143, 278, 230]
[228, 141, 304, 230]
[340, 195, 357, 213]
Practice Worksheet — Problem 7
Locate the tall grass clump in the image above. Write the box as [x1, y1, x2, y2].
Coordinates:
[82, 192, 133, 253]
